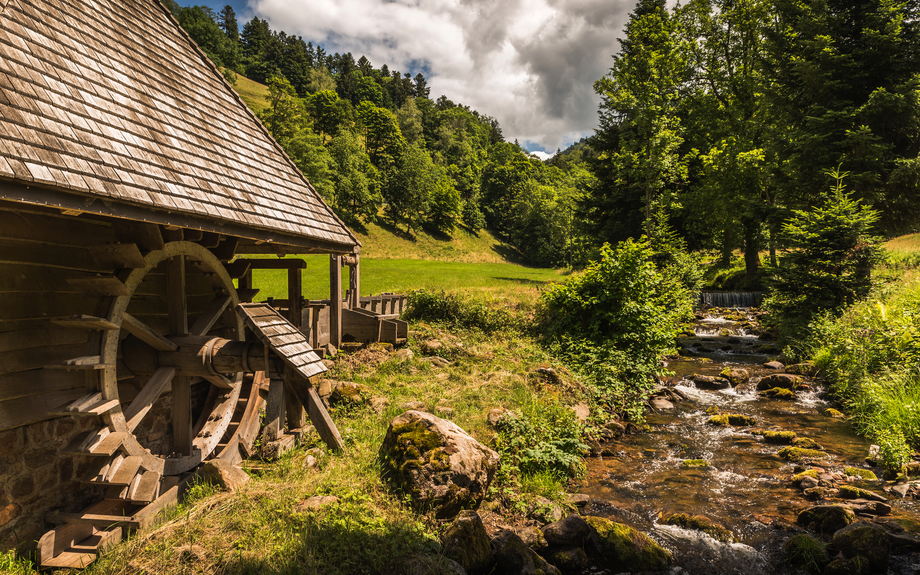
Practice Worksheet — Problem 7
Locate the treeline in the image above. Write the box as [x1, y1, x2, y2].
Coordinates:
[165, 2, 590, 267]
[584, 0, 920, 283]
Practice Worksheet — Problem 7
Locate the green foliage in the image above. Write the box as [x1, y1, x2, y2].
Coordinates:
[327, 131, 382, 223]
[765, 169, 884, 340]
[426, 175, 463, 234]
[492, 396, 588, 478]
[403, 289, 521, 334]
[783, 533, 830, 574]
[539, 239, 695, 418]
[0, 551, 34, 575]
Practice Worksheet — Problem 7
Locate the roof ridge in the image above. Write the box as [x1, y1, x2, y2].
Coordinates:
[148, 0, 361, 250]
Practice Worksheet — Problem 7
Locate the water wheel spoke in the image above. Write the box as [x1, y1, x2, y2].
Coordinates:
[166, 255, 188, 336]
[124, 367, 177, 432]
[172, 375, 193, 455]
[121, 312, 177, 352]
[190, 295, 232, 337]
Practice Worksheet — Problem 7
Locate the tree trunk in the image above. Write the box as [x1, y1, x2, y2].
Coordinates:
[742, 219, 762, 279]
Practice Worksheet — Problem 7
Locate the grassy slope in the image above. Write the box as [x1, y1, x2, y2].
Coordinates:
[231, 72, 269, 114]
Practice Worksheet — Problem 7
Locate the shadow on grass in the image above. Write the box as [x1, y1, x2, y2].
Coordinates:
[491, 276, 552, 286]
[376, 219, 417, 242]
[490, 243, 530, 266]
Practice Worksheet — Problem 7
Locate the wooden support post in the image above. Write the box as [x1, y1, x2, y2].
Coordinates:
[284, 366, 306, 430]
[263, 354, 285, 444]
[330, 254, 342, 347]
[348, 255, 360, 310]
[166, 255, 187, 335]
[288, 266, 302, 329]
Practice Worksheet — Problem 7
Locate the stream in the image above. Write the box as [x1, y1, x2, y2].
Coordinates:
[572, 306, 920, 574]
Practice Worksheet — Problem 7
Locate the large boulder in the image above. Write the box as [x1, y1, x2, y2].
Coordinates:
[832, 522, 890, 573]
[441, 511, 492, 574]
[379, 411, 500, 518]
[541, 515, 592, 547]
[197, 459, 249, 491]
[797, 505, 856, 534]
[585, 516, 671, 571]
[757, 373, 801, 390]
[491, 529, 561, 575]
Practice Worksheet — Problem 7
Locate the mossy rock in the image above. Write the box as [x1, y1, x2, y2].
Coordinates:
[778, 446, 827, 463]
[585, 516, 672, 571]
[797, 505, 856, 534]
[832, 522, 891, 573]
[663, 512, 733, 542]
[719, 367, 750, 386]
[825, 408, 846, 419]
[707, 413, 755, 427]
[757, 430, 797, 444]
[441, 511, 492, 574]
[760, 387, 795, 399]
[843, 467, 877, 481]
[681, 459, 710, 469]
[791, 437, 823, 450]
[705, 406, 721, 416]
[837, 485, 882, 500]
[793, 469, 820, 487]
[783, 533, 829, 573]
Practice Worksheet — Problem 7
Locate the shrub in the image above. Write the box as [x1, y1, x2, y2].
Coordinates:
[764, 169, 884, 340]
[538, 239, 697, 419]
[403, 289, 520, 334]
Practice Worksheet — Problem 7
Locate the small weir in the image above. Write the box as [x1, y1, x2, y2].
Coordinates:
[572, 298, 920, 574]
[699, 291, 764, 308]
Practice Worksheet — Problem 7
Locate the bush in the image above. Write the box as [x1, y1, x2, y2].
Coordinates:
[403, 290, 520, 334]
[538, 238, 696, 419]
[765, 169, 884, 340]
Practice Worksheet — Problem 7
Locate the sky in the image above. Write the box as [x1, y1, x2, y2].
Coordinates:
[188, 0, 638, 159]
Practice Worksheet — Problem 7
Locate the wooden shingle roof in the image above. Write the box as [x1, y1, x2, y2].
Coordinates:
[0, 0, 359, 252]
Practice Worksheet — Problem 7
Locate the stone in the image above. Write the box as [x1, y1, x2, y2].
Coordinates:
[435, 406, 455, 417]
[529, 496, 563, 524]
[370, 396, 390, 414]
[402, 401, 427, 411]
[763, 361, 785, 370]
[321, 343, 338, 357]
[303, 455, 317, 469]
[891, 483, 910, 498]
[421, 340, 444, 354]
[394, 348, 415, 362]
[328, 381, 367, 405]
[565, 494, 591, 508]
[786, 362, 818, 376]
[491, 529, 561, 575]
[441, 511, 492, 574]
[797, 505, 856, 533]
[833, 522, 890, 573]
[541, 515, 591, 547]
[757, 373, 801, 390]
[778, 446, 826, 463]
[689, 374, 731, 389]
[321, 359, 335, 370]
[487, 408, 510, 427]
[547, 547, 587, 573]
[317, 379, 334, 397]
[585, 515, 671, 571]
[823, 556, 863, 575]
[423, 356, 452, 368]
[798, 475, 820, 490]
[295, 495, 340, 512]
[197, 460, 250, 492]
[514, 525, 547, 551]
[707, 413, 755, 427]
[649, 397, 675, 411]
[719, 367, 750, 385]
[0, 503, 21, 526]
[571, 403, 590, 423]
[379, 411, 500, 519]
[662, 513, 733, 542]
[404, 554, 468, 575]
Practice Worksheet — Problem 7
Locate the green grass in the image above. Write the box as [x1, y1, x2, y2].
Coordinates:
[355, 221, 513, 263]
[884, 232, 920, 255]
[247, 257, 568, 307]
[230, 72, 269, 114]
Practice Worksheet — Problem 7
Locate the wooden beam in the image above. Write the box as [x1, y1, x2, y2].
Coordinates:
[288, 267, 302, 328]
[67, 276, 130, 296]
[89, 243, 146, 269]
[166, 255, 187, 335]
[51, 315, 121, 331]
[124, 367, 177, 431]
[189, 295, 232, 336]
[263, 374, 285, 444]
[172, 376, 192, 455]
[112, 221, 165, 252]
[245, 258, 307, 270]
[122, 313, 178, 352]
[348, 255, 360, 309]
[330, 255, 342, 347]
[285, 372, 344, 452]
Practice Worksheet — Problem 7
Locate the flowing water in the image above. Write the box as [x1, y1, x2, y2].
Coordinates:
[572, 306, 920, 574]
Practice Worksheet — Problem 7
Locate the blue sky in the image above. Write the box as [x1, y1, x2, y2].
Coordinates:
[179, 0, 638, 157]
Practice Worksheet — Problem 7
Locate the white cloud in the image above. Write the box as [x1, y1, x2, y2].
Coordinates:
[250, 0, 635, 152]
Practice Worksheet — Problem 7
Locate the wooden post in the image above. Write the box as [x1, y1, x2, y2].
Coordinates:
[171, 376, 192, 455]
[288, 266, 302, 329]
[348, 255, 360, 310]
[330, 254, 342, 347]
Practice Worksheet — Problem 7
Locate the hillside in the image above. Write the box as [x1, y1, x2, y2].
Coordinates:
[229, 71, 269, 113]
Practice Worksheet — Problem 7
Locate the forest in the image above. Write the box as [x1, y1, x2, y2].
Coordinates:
[166, 0, 920, 275]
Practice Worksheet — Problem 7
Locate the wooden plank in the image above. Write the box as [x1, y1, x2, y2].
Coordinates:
[90, 431, 128, 456]
[285, 372, 344, 451]
[37, 523, 94, 566]
[45, 355, 108, 370]
[172, 376, 192, 455]
[49, 393, 119, 416]
[46, 512, 143, 530]
[107, 455, 143, 486]
[89, 243, 146, 269]
[224, 260, 251, 279]
[67, 276, 130, 296]
[0, 388, 85, 430]
[40, 549, 96, 569]
[122, 312, 177, 352]
[263, 376, 285, 443]
[51, 315, 120, 331]
[81, 457, 115, 484]
[189, 295, 231, 336]
[128, 470, 161, 504]
[236, 288, 260, 302]
[166, 255, 187, 335]
[133, 475, 187, 528]
[0, 293, 98, 321]
[330, 255, 342, 347]
[124, 366, 177, 431]
[0, 343, 88, 377]
[0, 211, 116, 247]
[70, 528, 122, 555]
[0, 264, 85, 293]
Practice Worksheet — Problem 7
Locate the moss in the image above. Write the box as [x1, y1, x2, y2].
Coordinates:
[844, 467, 877, 481]
[838, 485, 882, 500]
[681, 459, 710, 469]
[761, 430, 797, 444]
[824, 408, 846, 419]
[792, 437, 822, 450]
[427, 448, 451, 472]
[586, 516, 671, 571]
[761, 387, 795, 399]
[793, 469, 820, 486]
[705, 406, 721, 416]
[382, 420, 444, 486]
[707, 413, 755, 427]
[663, 513, 734, 542]
[778, 446, 826, 462]
[783, 533, 830, 573]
